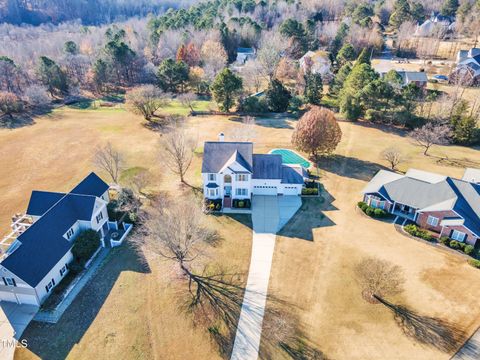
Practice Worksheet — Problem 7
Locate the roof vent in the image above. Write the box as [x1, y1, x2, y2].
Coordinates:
[218, 133, 225, 142]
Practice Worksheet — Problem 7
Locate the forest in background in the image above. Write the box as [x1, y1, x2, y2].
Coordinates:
[0, 0, 197, 25]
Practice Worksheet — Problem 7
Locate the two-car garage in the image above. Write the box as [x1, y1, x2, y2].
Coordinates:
[252, 184, 303, 196]
[253, 185, 278, 195]
[0, 291, 39, 305]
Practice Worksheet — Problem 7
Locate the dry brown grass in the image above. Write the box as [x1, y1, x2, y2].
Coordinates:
[3, 106, 480, 359]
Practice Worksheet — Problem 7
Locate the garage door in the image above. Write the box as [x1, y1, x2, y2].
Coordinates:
[282, 186, 299, 195]
[0, 291, 18, 304]
[16, 294, 39, 306]
[253, 185, 277, 195]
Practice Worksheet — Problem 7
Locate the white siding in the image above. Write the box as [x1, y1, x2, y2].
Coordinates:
[279, 184, 302, 195]
[35, 250, 74, 304]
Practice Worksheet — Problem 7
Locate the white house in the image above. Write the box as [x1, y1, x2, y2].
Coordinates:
[299, 50, 332, 81]
[0, 173, 120, 306]
[202, 135, 307, 209]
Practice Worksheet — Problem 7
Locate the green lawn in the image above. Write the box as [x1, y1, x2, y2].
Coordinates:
[161, 100, 214, 116]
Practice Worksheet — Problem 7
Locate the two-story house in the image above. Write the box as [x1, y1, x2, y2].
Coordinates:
[202, 136, 306, 209]
[362, 169, 480, 246]
[0, 173, 113, 306]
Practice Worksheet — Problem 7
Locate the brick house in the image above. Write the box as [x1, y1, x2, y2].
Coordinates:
[361, 169, 480, 246]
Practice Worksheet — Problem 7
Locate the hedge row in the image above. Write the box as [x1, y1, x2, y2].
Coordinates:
[357, 201, 387, 218]
[205, 198, 222, 211]
[232, 199, 251, 209]
[469, 259, 480, 269]
[302, 188, 319, 195]
[404, 224, 435, 242]
[439, 237, 475, 255]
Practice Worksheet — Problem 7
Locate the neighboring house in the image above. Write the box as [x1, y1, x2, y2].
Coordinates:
[380, 70, 428, 88]
[235, 48, 256, 65]
[415, 12, 455, 38]
[202, 135, 307, 208]
[0, 173, 121, 306]
[299, 50, 332, 81]
[362, 169, 480, 246]
[450, 48, 480, 86]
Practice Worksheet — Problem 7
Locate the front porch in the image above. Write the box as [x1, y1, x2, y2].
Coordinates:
[391, 203, 417, 221]
[102, 221, 132, 248]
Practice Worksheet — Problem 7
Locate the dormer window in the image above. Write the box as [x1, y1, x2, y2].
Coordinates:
[66, 228, 74, 240]
[208, 174, 216, 181]
[236, 174, 248, 181]
[96, 212, 103, 224]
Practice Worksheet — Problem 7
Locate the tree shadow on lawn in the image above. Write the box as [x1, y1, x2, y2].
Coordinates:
[317, 155, 390, 181]
[18, 242, 151, 360]
[278, 195, 337, 242]
[348, 119, 409, 137]
[378, 296, 467, 353]
[228, 114, 296, 129]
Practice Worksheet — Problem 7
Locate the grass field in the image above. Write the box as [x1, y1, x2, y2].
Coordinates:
[1, 104, 480, 359]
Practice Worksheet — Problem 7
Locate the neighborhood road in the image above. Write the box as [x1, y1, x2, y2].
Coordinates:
[451, 327, 480, 360]
[230, 195, 301, 360]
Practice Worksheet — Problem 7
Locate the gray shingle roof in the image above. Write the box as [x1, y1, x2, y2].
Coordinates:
[252, 154, 282, 179]
[202, 142, 253, 173]
[281, 165, 306, 184]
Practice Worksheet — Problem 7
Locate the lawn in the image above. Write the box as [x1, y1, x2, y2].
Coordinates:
[2, 105, 480, 359]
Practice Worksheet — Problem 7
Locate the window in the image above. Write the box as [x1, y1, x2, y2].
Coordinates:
[208, 189, 218, 197]
[236, 188, 248, 196]
[60, 265, 67, 276]
[451, 230, 466, 242]
[208, 174, 216, 181]
[3, 277, 16, 287]
[370, 199, 385, 209]
[66, 228, 74, 240]
[236, 174, 248, 181]
[426, 215, 439, 227]
[45, 280, 54, 293]
[96, 211, 103, 224]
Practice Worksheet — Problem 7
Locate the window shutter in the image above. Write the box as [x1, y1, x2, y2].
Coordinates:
[2, 277, 7, 286]
[45, 285, 49, 293]
[52, 278, 55, 286]
[463, 233, 467, 242]
[12, 278, 16, 287]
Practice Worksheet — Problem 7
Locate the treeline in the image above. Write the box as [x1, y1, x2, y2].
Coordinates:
[0, 0, 195, 25]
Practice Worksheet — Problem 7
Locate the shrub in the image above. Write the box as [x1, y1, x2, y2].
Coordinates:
[373, 208, 386, 218]
[439, 236, 450, 246]
[449, 240, 460, 250]
[205, 198, 222, 211]
[71, 230, 101, 269]
[302, 187, 318, 195]
[404, 224, 434, 242]
[238, 200, 244, 208]
[468, 259, 480, 269]
[365, 207, 374, 216]
[238, 96, 268, 113]
[464, 245, 474, 255]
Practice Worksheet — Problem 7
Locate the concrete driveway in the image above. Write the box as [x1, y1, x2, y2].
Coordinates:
[231, 195, 301, 360]
[0, 302, 38, 360]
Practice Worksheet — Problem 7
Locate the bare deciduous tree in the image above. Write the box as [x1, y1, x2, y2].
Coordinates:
[355, 257, 405, 304]
[381, 147, 407, 171]
[257, 31, 288, 80]
[161, 127, 196, 183]
[178, 92, 197, 113]
[125, 85, 167, 121]
[93, 142, 124, 184]
[129, 170, 151, 197]
[410, 122, 451, 155]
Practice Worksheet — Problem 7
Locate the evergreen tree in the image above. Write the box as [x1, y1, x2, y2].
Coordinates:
[336, 43, 356, 66]
[210, 68, 243, 112]
[37, 56, 68, 95]
[266, 79, 292, 112]
[64, 41, 79, 55]
[304, 72, 323, 105]
[157, 59, 189, 92]
[356, 48, 371, 66]
[329, 63, 352, 95]
[389, 0, 412, 29]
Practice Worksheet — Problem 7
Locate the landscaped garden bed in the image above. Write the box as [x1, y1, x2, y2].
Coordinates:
[301, 180, 320, 196]
[232, 199, 251, 209]
[204, 198, 222, 212]
[357, 201, 387, 218]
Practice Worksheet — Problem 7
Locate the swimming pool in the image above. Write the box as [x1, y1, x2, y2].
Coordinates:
[270, 149, 311, 168]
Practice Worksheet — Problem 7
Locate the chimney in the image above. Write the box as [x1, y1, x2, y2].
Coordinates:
[218, 132, 225, 142]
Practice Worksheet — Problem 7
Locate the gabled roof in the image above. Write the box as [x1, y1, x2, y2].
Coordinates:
[252, 154, 282, 179]
[219, 150, 252, 174]
[363, 169, 480, 236]
[202, 142, 253, 173]
[26, 191, 66, 217]
[70, 172, 109, 197]
[1, 172, 107, 287]
[2, 194, 97, 287]
[281, 165, 306, 184]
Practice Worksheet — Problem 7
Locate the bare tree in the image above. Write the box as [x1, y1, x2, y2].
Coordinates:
[201, 40, 228, 81]
[410, 122, 451, 156]
[93, 142, 124, 184]
[242, 59, 263, 93]
[257, 31, 288, 81]
[355, 257, 405, 304]
[381, 147, 407, 171]
[129, 170, 151, 197]
[125, 85, 167, 121]
[161, 127, 196, 183]
[231, 116, 257, 142]
[178, 92, 197, 113]
[23, 85, 51, 107]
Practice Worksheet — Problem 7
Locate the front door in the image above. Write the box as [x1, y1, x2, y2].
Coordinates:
[224, 186, 232, 196]
[224, 174, 232, 197]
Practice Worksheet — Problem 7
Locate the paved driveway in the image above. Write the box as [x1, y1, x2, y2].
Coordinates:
[0, 302, 38, 360]
[452, 327, 480, 360]
[231, 195, 301, 360]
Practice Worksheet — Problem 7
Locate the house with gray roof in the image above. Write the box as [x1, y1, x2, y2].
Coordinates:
[379, 70, 428, 88]
[202, 134, 307, 209]
[362, 169, 480, 245]
[0, 172, 130, 306]
[450, 48, 480, 86]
